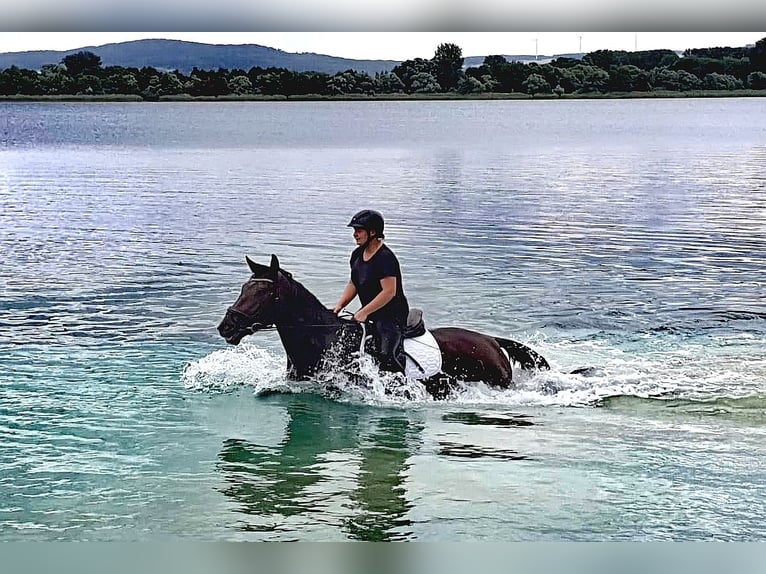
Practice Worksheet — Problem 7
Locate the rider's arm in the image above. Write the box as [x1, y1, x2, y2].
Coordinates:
[333, 281, 357, 314]
[354, 276, 396, 322]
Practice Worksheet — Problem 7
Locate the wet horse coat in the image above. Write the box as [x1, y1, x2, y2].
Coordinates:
[218, 255, 550, 399]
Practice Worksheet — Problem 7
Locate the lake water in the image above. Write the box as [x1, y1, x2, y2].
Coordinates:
[1, 99, 765, 541]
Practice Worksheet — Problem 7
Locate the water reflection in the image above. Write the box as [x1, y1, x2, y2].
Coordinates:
[344, 416, 417, 541]
[216, 395, 421, 540]
[438, 411, 536, 461]
[442, 411, 535, 427]
[438, 441, 529, 461]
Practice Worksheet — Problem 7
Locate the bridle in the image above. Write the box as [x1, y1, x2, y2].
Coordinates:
[225, 275, 362, 336]
[225, 277, 279, 334]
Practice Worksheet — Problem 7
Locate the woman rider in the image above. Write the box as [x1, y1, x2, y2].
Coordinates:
[333, 210, 409, 373]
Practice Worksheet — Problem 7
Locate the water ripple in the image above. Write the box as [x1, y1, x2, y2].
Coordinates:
[2, 100, 766, 540]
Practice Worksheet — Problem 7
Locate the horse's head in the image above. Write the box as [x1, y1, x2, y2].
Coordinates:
[218, 254, 282, 345]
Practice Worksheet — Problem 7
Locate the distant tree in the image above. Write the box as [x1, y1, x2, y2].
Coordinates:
[720, 57, 752, 81]
[523, 73, 551, 95]
[480, 74, 498, 92]
[482, 55, 508, 77]
[38, 64, 72, 94]
[494, 60, 529, 92]
[527, 63, 560, 88]
[392, 58, 435, 93]
[102, 73, 139, 95]
[247, 67, 331, 97]
[684, 46, 750, 59]
[583, 50, 623, 70]
[353, 70, 375, 94]
[702, 73, 743, 90]
[556, 65, 586, 93]
[374, 71, 405, 93]
[747, 71, 766, 89]
[456, 75, 485, 94]
[553, 84, 565, 97]
[228, 75, 253, 95]
[628, 49, 679, 70]
[326, 72, 351, 95]
[649, 68, 701, 91]
[471, 56, 518, 92]
[584, 49, 678, 71]
[672, 56, 720, 78]
[256, 71, 284, 96]
[410, 72, 441, 93]
[62, 51, 102, 76]
[141, 76, 162, 100]
[275, 70, 298, 95]
[750, 37, 766, 72]
[308, 72, 334, 95]
[675, 70, 702, 91]
[671, 56, 749, 81]
[326, 70, 374, 95]
[579, 66, 610, 93]
[650, 68, 684, 91]
[245, 67, 287, 95]
[464, 65, 484, 81]
[608, 65, 650, 92]
[186, 67, 229, 96]
[549, 56, 583, 69]
[432, 43, 464, 91]
[134, 66, 164, 93]
[0, 65, 42, 95]
[72, 74, 103, 95]
[159, 72, 185, 95]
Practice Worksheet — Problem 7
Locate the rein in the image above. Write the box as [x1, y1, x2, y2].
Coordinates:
[225, 306, 273, 334]
[227, 280, 358, 333]
[226, 319, 361, 332]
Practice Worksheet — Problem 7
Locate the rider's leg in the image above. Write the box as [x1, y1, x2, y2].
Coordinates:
[374, 318, 406, 373]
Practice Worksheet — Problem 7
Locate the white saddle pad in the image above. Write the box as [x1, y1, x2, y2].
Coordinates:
[403, 329, 442, 380]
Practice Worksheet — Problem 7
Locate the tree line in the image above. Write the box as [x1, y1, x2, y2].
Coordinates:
[2, 38, 766, 99]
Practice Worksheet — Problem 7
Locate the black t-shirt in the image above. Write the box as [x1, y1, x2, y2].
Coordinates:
[350, 243, 409, 324]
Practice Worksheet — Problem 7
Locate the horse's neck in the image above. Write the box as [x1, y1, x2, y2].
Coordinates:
[274, 275, 344, 376]
[276, 276, 338, 328]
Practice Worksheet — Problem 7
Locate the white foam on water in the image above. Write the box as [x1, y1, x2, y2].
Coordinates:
[180, 343, 432, 404]
[181, 332, 766, 408]
[318, 353, 433, 405]
[181, 342, 289, 394]
[470, 331, 766, 407]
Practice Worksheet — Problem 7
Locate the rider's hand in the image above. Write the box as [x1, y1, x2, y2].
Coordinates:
[353, 310, 369, 323]
[332, 304, 343, 314]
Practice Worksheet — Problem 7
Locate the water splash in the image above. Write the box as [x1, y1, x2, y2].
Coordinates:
[181, 343, 288, 394]
[181, 329, 766, 408]
[316, 353, 433, 405]
[181, 344, 433, 404]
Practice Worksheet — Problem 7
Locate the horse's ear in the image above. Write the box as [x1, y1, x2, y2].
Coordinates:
[270, 254, 280, 278]
[245, 255, 265, 275]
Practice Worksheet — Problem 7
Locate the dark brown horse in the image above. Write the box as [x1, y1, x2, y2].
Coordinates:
[217, 255, 550, 399]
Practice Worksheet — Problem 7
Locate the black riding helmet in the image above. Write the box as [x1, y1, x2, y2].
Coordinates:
[347, 209, 385, 238]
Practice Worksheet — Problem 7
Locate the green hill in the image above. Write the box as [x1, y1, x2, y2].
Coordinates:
[0, 39, 402, 75]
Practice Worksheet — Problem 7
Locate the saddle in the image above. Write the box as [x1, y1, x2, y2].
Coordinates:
[403, 308, 426, 339]
[401, 308, 441, 379]
[360, 307, 440, 380]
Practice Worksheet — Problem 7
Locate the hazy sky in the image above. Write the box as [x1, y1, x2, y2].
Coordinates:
[0, 32, 764, 60]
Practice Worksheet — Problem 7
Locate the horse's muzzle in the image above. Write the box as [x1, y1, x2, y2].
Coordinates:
[217, 314, 245, 345]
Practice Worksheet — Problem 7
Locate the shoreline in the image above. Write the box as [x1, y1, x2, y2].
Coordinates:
[0, 90, 765, 103]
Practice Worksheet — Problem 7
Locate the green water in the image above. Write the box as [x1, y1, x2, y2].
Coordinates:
[2, 99, 765, 540]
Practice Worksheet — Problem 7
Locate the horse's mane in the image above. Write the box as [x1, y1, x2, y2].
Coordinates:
[278, 269, 340, 327]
